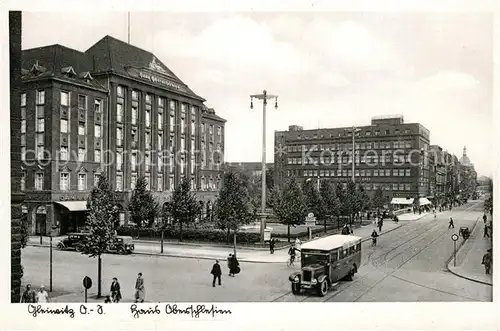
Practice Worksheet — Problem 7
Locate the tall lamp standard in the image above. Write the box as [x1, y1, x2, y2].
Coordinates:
[250, 90, 278, 244]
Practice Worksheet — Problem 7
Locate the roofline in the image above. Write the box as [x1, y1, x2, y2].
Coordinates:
[91, 70, 206, 102]
[22, 43, 86, 55]
[21, 75, 109, 93]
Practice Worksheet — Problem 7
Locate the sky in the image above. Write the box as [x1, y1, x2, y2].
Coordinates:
[21, 11, 493, 176]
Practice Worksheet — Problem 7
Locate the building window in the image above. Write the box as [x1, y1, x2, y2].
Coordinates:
[130, 153, 137, 171]
[95, 124, 101, 138]
[405, 183, 411, 191]
[158, 133, 163, 150]
[145, 152, 151, 171]
[95, 150, 101, 163]
[405, 169, 411, 176]
[393, 169, 398, 176]
[36, 90, 45, 105]
[36, 146, 44, 160]
[60, 147, 68, 160]
[131, 105, 138, 125]
[78, 123, 85, 135]
[116, 104, 123, 123]
[181, 137, 185, 152]
[60, 119, 68, 133]
[145, 110, 151, 127]
[158, 153, 163, 172]
[116, 152, 123, 171]
[117, 127, 123, 147]
[169, 175, 174, 191]
[21, 147, 26, 161]
[117, 86, 124, 97]
[78, 173, 86, 191]
[20, 171, 26, 191]
[392, 183, 398, 191]
[158, 113, 163, 130]
[21, 92, 26, 106]
[78, 95, 87, 109]
[78, 148, 86, 162]
[132, 90, 139, 100]
[60, 173, 69, 191]
[94, 174, 100, 187]
[146, 94, 152, 104]
[130, 173, 137, 190]
[145, 132, 151, 150]
[373, 169, 379, 176]
[94, 99, 102, 113]
[35, 173, 44, 191]
[60, 91, 69, 106]
[399, 183, 405, 191]
[157, 175, 163, 192]
[116, 174, 123, 191]
[21, 119, 26, 133]
[145, 173, 150, 190]
[385, 169, 391, 176]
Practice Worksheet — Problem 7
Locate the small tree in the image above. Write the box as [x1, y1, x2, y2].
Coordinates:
[371, 187, 385, 217]
[272, 178, 307, 242]
[128, 175, 159, 229]
[344, 181, 358, 225]
[169, 177, 200, 242]
[319, 180, 340, 232]
[303, 179, 322, 220]
[335, 182, 346, 229]
[355, 184, 369, 224]
[81, 174, 118, 298]
[215, 172, 253, 249]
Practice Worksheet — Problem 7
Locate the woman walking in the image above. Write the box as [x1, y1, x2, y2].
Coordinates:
[110, 277, 122, 303]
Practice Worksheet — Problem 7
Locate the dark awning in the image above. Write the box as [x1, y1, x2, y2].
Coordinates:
[55, 201, 87, 211]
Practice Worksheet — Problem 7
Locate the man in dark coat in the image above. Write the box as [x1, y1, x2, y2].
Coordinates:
[211, 260, 222, 287]
[483, 214, 487, 223]
[21, 284, 36, 303]
[110, 277, 122, 303]
[229, 254, 240, 276]
[269, 238, 275, 254]
[448, 218, 454, 229]
[482, 249, 492, 275]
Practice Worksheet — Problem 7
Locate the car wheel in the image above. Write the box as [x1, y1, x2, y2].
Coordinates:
[291, 282, 301, 295]
[317, 280, 328, 297]
[57, 243, 64, 250]
[118, 248, 125, 255]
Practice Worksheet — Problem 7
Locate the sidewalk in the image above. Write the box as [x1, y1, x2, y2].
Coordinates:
[28, 221, 403, 263]
[447, 214, 493, 286]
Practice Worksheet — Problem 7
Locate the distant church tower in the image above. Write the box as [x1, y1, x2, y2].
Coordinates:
[463, 146, 467, 157]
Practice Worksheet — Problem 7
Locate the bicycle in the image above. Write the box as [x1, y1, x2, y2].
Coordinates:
[286, 255, 296, 267]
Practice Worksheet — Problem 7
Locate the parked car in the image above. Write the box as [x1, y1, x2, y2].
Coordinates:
[107, 236, 135, 254]
[57, 233, 90, 251]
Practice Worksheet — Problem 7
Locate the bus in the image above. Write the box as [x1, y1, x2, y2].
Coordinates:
[288, 234, 362, 296]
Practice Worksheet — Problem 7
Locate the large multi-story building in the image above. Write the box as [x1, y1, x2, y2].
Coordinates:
[20, 35, 225, 235]
[274, 115, 431, 203]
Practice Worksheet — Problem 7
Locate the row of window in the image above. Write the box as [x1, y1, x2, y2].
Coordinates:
[287, 154, 410, 165]
[286, 140, 414, 153]
[288, 168, 413, 178]
[292, 128, 412, 141]
[21, 172, 98, 192]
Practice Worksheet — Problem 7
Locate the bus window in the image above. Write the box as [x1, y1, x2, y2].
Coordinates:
[355, 243, 361, 251]
[330, 250, 338, 263]
[338, 249, 344, 260]
[343, 248, 348, 257]
[349, 246, 355, 255]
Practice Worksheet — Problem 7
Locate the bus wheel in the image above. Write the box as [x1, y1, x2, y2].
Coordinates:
[291, 282, 300, 295]
[317, 280, 328, 296]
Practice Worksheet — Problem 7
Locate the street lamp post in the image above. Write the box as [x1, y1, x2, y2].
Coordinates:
[250, 90, 278, 244]
[49, 234, 53, 292]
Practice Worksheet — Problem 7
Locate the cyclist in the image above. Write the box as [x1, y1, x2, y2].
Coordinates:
[371, 229, 378, 247]
[288, 244, 299, 266]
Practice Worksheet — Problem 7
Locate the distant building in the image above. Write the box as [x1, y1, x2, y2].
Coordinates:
[274, 115, 431, 202]
[225, 162, 274, 177]
[20, 35, 226, 236]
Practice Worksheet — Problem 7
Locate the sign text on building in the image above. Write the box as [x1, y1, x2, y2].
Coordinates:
[138, 72, 183, 90]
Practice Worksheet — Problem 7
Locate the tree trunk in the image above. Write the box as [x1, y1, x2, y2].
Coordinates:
[97, 255, 102, 298]
[324, 217, 327, 233]
[179, 221, 183, 242]
[161, 229, 164, 254]
[233, 231, 237, 256]
[287, 224, 290, 243]
[227, 228, 230, 244]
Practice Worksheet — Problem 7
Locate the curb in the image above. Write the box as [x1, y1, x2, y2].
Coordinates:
[27, 224, 405, 264]
[445, 216, 492, 286]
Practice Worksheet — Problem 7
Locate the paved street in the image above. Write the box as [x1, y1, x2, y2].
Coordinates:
[20, 201, 491, 302]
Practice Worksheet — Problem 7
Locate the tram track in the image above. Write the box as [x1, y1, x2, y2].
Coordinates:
[271, 202, 481, 303]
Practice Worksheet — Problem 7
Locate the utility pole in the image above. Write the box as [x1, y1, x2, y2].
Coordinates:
[250, 90, 278, 244]
[350, 126, 361, 183]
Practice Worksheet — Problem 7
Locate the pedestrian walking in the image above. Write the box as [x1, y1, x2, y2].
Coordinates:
[211, 260, 222, 287]
[484, 225, 490, 238]
[110, 277, 122, 303]
[21, 284, 36, 303]
[341, 224, 350, 235]
[36, 285, 50, 303]
[377, 220, 383, 233]
[134, 272, 145, 303]
[482, 249, 492, 275]
[483, 214, 488, 223]
[227, 254, 233, 276]
[371, 230, 378, 247]
[228, 254, 240, 276]
[448, 218, 454, 229]
[269, 238, 275, 254]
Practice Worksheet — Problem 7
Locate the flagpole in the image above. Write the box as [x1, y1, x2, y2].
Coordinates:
[127, 12, 130, 44]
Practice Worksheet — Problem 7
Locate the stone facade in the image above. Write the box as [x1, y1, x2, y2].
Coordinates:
[10, 11, 24, 303]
